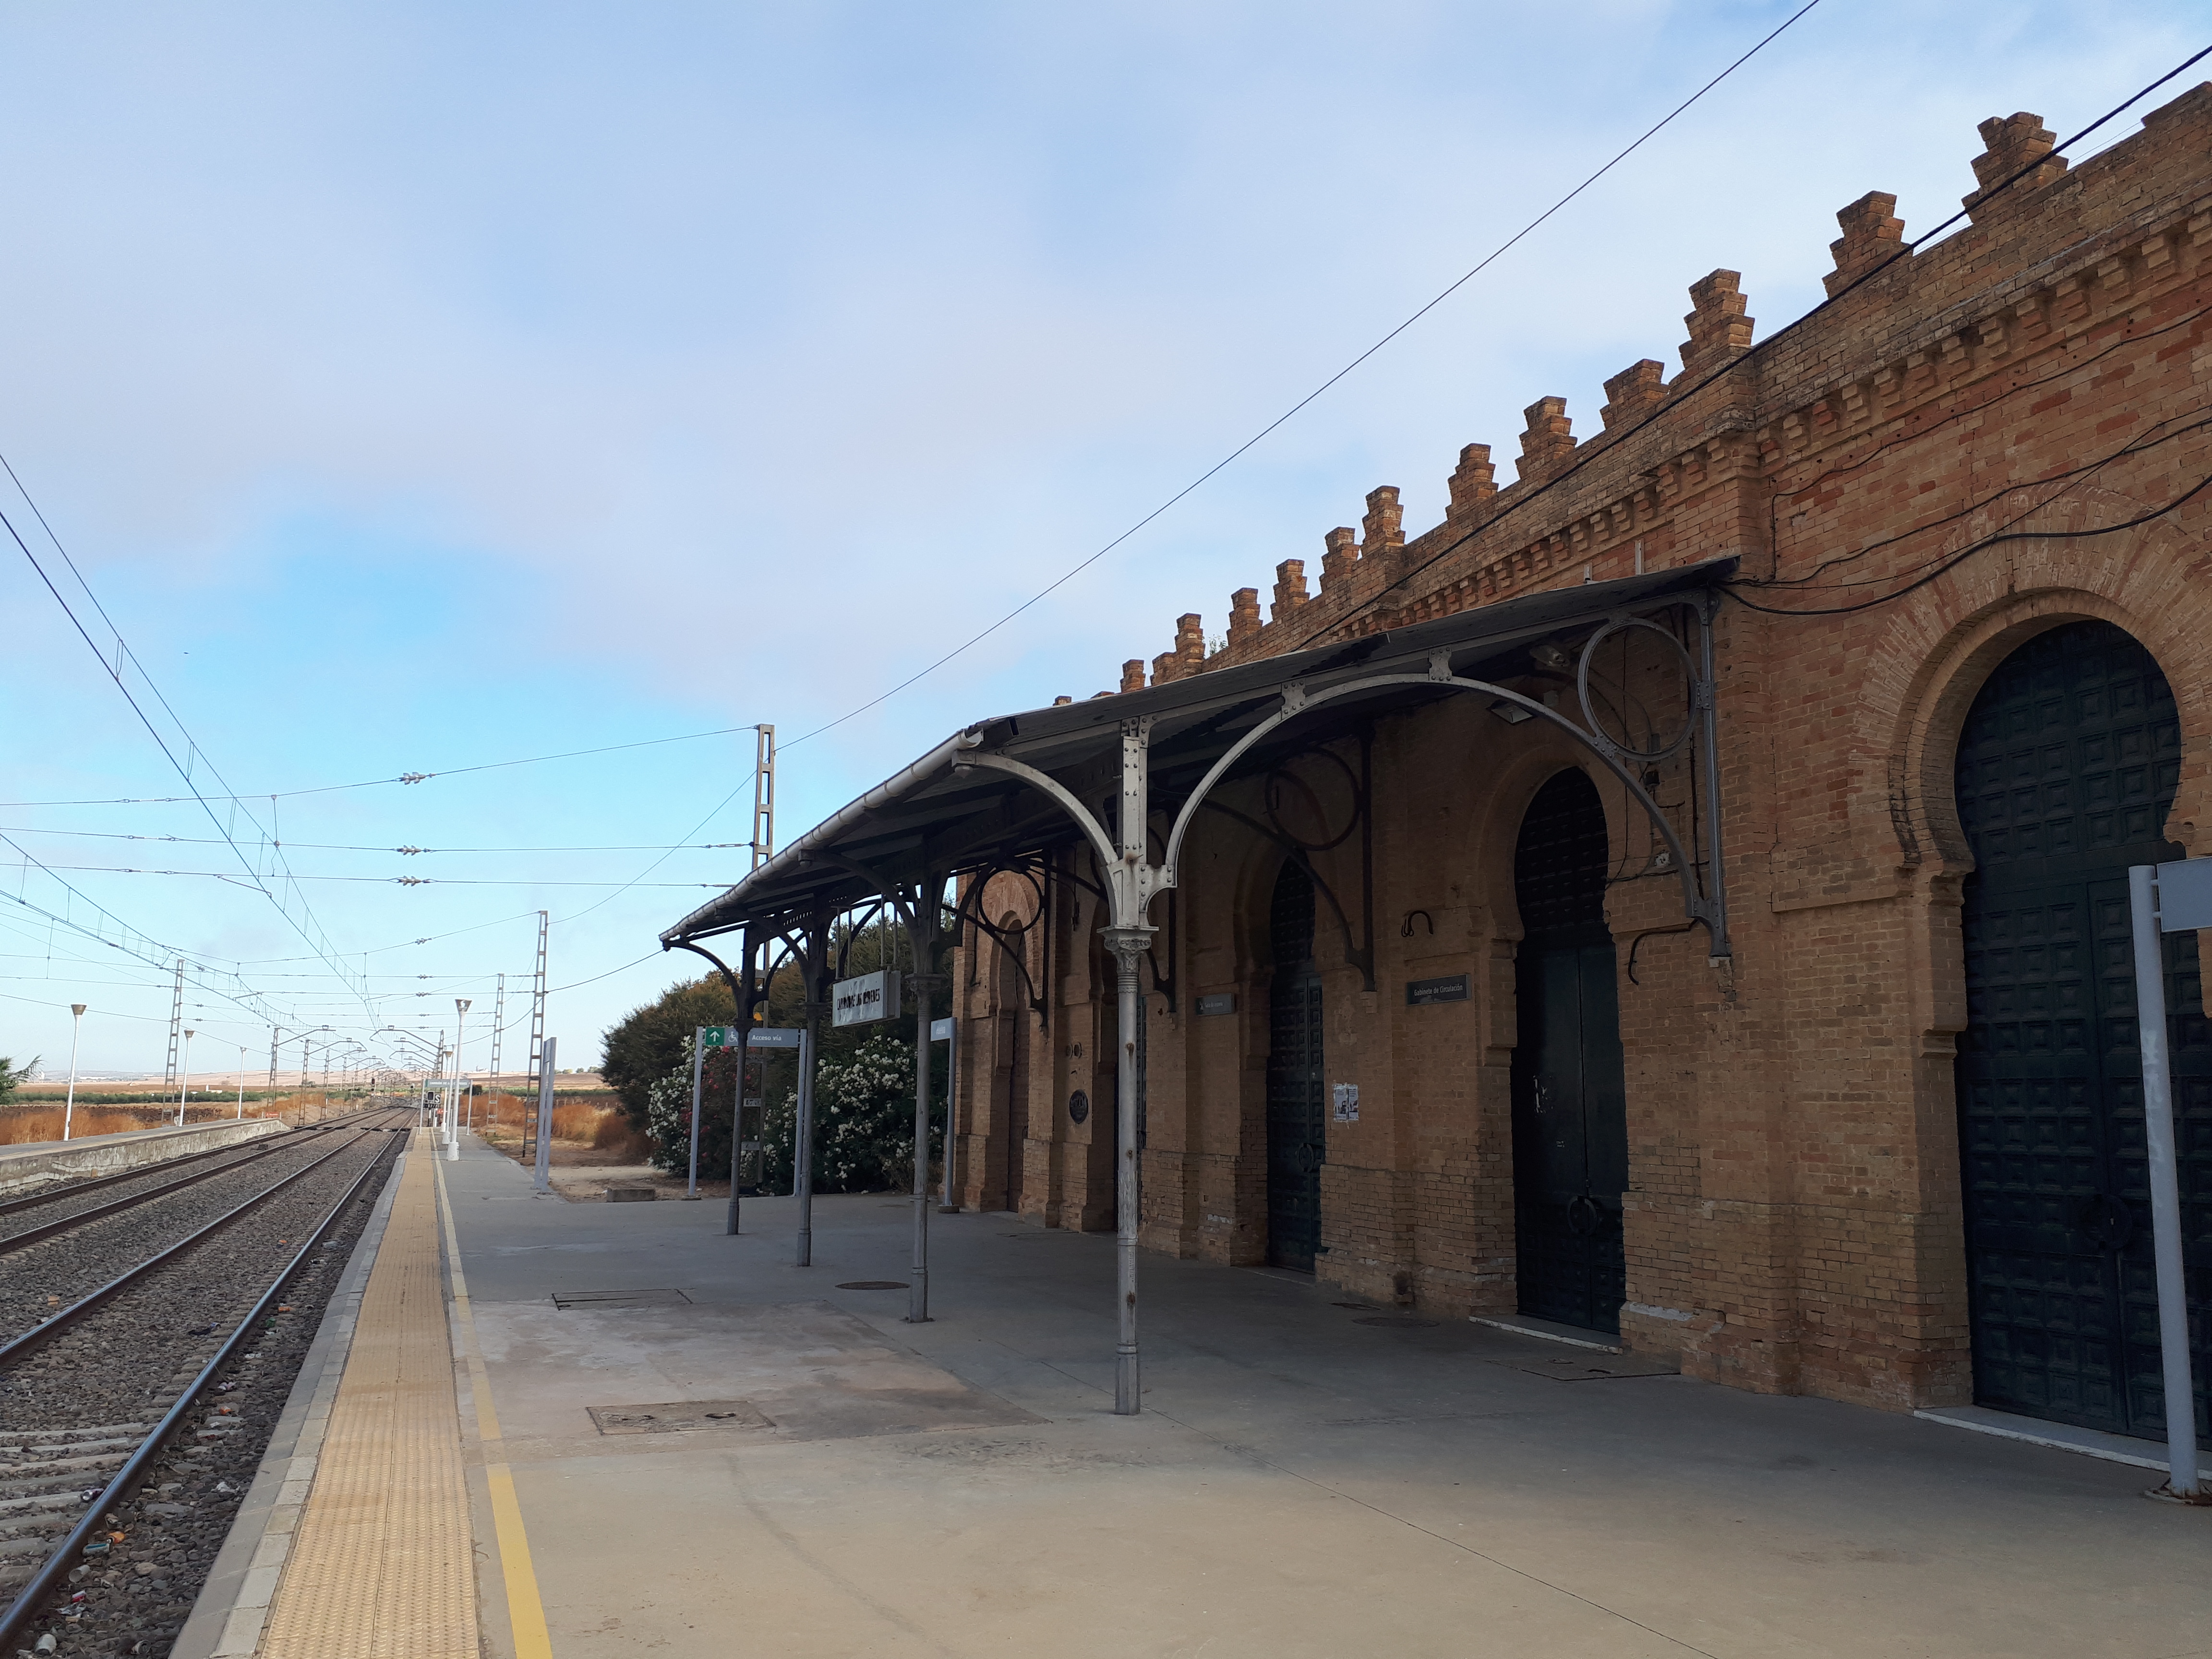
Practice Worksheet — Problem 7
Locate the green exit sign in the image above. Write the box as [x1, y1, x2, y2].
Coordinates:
[700, 1026, 731, 1048]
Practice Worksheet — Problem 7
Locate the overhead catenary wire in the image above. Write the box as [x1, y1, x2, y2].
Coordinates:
[0, 826, 755, 855]
[1, 0, 1826, 830]
[0, 731, 773, 808]
[1, 482, 372, 1006]
[16, 864, 725, 888]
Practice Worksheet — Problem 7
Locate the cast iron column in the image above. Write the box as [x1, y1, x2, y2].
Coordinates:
[1102, 925, 1150, 1414]
[909, 962, 932, 1323]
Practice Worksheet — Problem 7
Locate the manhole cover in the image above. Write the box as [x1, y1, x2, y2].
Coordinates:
[1352, 1315, 1441, 1329]
[587, 1398, 771, 1435]
[836, 1280, 910, 1290]
[552, 1287, 692, 1310]
[1500, 1353, 1679, 1381]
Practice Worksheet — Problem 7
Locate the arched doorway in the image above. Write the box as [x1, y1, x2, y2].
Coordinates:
[995, 914, 1032, 1214]
[1954, 618, 2211, 1439]
[1510, 768, 1629, 1334]
[1266, 860, 1324, 1271]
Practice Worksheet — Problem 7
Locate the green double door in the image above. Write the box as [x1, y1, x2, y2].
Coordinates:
[1955, 620, 2212, 1440]
[1267, 861, 1324, 1272]
[1510, 769, 1629, 1335]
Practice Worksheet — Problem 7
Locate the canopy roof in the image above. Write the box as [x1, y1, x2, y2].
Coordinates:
[661, 557, 1736, 944]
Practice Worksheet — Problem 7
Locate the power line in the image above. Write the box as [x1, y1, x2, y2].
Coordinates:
[760, 0, 1826, 751]
[20, 863, 727, 888]
[0, 826, 753, 855]
[0, 728, 771, 808]
[1, 469, 371, 1004]
[1727, 454, 2212, 618]
[484, 0, 1831, 1009]
[1277, 39, 2212, 651]
[232, 909, 548, 963]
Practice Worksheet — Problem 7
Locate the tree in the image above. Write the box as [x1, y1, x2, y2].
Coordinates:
[0, 1056, 37, 1105]
[599, 975, 735, 1126]
[638, 1025, 946, 1195]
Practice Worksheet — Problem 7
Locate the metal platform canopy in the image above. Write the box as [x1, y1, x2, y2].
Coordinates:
[661, 556, 1738, 1415]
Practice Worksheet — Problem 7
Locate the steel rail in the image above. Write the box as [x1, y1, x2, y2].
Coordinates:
[0, 1135, 299, 1220]
[0, 1101, 390, 1222]
[0, 1113, 407, 1650]
[0, 1136, 314, 1256]
[0, 1122, 386, 1368]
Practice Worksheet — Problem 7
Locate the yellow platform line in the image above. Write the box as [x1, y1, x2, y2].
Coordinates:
[259, 1133, 479, 1659]
[433, 1149, 555, 1659]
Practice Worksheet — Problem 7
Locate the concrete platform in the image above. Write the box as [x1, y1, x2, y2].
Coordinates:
[0, 1116, 284, 1196]
[410, 1134, 2212, 1659]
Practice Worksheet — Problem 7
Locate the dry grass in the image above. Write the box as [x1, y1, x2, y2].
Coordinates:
[0, 1101, 282, 1146]
[469, 1090, 651, 1161]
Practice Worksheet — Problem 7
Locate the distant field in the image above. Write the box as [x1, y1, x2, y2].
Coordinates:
[0, 1090, 353, 1145]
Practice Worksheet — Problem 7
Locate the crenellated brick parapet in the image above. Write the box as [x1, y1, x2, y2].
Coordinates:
[1109, 84, 2212, 687]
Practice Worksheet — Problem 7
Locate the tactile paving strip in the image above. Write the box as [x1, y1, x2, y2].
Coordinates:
[258, 1134, 477, 1658]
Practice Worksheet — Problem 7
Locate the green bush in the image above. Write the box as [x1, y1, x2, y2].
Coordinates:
[644, 1029, 940, 1194]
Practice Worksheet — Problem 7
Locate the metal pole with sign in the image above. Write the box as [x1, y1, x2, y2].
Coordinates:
[687, 1027, 717, 1201]
[2129, 859, 2209, 1502]
[533, 1035, 557, 1195]
[733, 1023, 794, 1229]
[933, 1016, 959, 1212]
[728, 932, 758, 1237]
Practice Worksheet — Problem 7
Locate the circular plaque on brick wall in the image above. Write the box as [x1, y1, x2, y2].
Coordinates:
[1067, 1089, 1089, 1125]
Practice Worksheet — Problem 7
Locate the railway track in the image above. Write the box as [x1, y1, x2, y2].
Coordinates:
[0, 1107, 411, 1655]
[0, 1112, 401, 1348]
[0, 1107, 389, 1257]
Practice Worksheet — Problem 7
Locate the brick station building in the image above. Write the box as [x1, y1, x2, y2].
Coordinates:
[943, 90, 2212, 1440]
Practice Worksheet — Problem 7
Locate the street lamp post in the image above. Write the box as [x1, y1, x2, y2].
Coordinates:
[451, 998, 472, 1162]
[235, 1045, 249, 1119]
[62, 1004, 84, 1142]
[177, 1028, 194, 1126]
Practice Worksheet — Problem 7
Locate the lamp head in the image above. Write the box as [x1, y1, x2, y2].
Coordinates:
[70, 1003, 85, 1017]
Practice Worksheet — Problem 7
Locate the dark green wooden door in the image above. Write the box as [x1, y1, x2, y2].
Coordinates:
[1511, 769, 1629, 1334]
[1267, 861, 1324, 1271]
[1955, 619, 2212, 1440]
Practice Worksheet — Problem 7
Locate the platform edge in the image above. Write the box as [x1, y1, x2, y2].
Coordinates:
[171, 1145, 410, 1659]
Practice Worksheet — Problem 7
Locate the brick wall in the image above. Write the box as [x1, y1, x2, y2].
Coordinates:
[950, 88, 2212, 1411]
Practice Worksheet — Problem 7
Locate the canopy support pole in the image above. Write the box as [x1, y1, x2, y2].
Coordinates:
[964, 717, 1159, 1414]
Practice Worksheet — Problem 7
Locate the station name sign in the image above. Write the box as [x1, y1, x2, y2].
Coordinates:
[1405, 974, 1469, 1006]
[833, 970, 902, 1028]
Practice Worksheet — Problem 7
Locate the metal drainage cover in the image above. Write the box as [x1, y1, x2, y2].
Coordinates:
[587, 1399, 771, 1435]
[552, 1287, 693, 1310]
[1500, 1354, 1680, 1382]
[836, 1280, 910, 1290]
[1352, 1315, 1441, 1329]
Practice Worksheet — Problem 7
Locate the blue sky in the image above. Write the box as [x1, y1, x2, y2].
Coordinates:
[0, 0, 2203, 1077]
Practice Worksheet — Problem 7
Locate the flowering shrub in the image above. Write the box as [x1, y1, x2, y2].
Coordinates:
[644, 1029, 938, 1194]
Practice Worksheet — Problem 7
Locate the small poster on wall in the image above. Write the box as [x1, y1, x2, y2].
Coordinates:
[1332, 1083, 1360, 1122]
